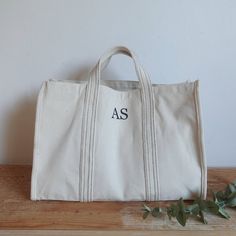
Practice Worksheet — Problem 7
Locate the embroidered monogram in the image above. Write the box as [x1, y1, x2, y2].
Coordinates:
[111, 107, 128, 120]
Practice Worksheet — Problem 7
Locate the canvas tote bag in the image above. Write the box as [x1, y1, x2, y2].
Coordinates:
[31, 46, 207, 202]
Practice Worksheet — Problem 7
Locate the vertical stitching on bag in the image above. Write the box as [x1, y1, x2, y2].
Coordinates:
[85, 65, 100, 202]
[146, 74, 157, 201]
[80, 77, 94, 202]
[79, 88, 86, 201]
[194, 81, 207, 199]
[147, 75, 160, 201]
[87, 69, 99, 202]
[149, 74, 160, 200]
[90, 69, 100, 201]
[139, 88, 148, 201]
[130, 55, 148, 200]
[85, 77, 95, 202]
[138, 68, 151, 201]
[147, 80, 157, 201]
[138, 76, 150, 201]
[142, 74, 152, 201]
[79, 84, 87, 201]
[139, 67, 160, 201]
[142, 86, 150, 201]
[75, 85, 82, 201]
[85, 79, 92, 202]
[139, 66, 156, 201]
[83, 82, 90, 202]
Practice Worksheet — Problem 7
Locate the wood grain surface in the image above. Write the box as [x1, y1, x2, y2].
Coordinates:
[0, 165, 235, 234]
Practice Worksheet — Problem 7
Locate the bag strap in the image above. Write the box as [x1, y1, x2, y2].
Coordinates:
[79, 46, 160, 201]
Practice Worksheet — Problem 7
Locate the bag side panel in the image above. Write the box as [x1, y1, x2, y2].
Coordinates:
[31, 81, 85, 201]
[154, 82, 203, 200]
[31, 82, 46, 200]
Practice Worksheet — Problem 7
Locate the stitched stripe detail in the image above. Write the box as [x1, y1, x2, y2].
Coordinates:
[143, 69, 160, 200]
[139, 69, 151, 201]
[138, 67, 159, 201]
[88, 68, 100, 201]
[79, 80, 89, 201]
[79, 67, 100, 202]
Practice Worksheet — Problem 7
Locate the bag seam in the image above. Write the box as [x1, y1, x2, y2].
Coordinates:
[31, 82, 46, 200]
[194, 81, 207, 199]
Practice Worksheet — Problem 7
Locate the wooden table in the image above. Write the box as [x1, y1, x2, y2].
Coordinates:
[0, 165, 235, 235]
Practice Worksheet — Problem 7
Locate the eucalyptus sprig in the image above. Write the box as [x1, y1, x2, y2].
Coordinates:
[142, 179, 236, 226]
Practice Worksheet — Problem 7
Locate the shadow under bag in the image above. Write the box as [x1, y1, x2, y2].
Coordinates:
[31, 46, 207, 202]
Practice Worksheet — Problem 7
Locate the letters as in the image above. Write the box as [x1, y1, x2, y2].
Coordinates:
[112, 107, 128, 120]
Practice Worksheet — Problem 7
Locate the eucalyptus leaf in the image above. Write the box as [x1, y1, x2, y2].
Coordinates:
[218, 207, 230, 219]
[229, 183, 236, 193]
[194, 198, 205, 211]
[169, 204, 178, 217]
[225, 185, 233, 198]
[186, 203, 199, 216]
[141, 178, 236, 227]
[167, 211, 172, 220]
[151, 207, 161, 217]
[232, 179, 236, 186]
[215, 191, 225, 201]
[199, 210, 208, 224]
[143, 204, 152, 212]
[167, 207, 173, 220]
[227, 191, 236, 201]
[176, 198, 187, 226]
[226, 197, 236, 207]
[143, 211, 150, 219]
[205, 200, 219, 214]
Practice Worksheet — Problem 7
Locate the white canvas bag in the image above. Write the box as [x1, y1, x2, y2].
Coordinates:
[31, 46, 207, 202]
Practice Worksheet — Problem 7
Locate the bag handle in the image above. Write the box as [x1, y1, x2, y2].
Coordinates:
[79, 46, 160, 202]
[92, 46, 152, 89]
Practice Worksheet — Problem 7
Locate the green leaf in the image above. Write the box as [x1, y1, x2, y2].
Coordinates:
[199, 210, 208, 224]
[168, 204, 178, 217]
[143, 204, 152, 212]
[143, 211, 150, 219]
[141, 179, 236, 226]
[232, 179, 236, 186]
[227, 191, 236, 201]
[167, 212, 172, 220]
[229, 183, 236, 193]
[167, 203, 179, 221]
[213, 191, 218, 202]
[176, 198, 187, 227]
[218, 207, 230, 219]
[186, 203, 199, 216]
[215, 191, 226, 201]
[226, 196, 236, 207]
[167, 207, 173, 220]
[194, 198, 206, 211]
[194, 198, 219, 214]
[151, 207, 161, 217]
[225, 185, 233, 198]
[213, 195, 225, 209]
[205, 200, 219, 214]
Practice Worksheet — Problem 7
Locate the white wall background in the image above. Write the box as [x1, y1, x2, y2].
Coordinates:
[0, 0, 236, 166]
